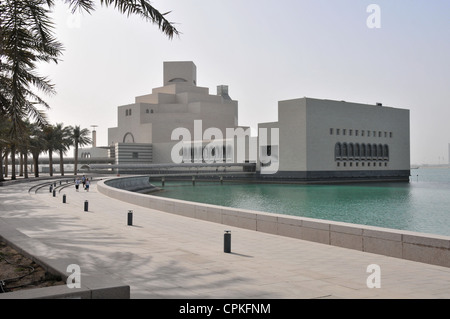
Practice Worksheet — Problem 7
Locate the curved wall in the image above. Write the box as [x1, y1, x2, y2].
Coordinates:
[97, 176, 450, 268]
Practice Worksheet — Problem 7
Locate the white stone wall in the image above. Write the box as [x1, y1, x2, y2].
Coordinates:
[273, 97, 410, 175]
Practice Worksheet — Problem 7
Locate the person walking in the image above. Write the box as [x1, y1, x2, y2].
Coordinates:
[85, 178, 90, 192]
[75, 178, 80, 192]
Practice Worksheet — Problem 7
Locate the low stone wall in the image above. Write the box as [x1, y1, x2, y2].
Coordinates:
[104, 175, 159, 193]
[97, 177, 450, 268]
[0, 220, 130, 299]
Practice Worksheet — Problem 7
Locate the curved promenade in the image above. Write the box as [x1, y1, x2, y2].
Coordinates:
[1, 176, 450, 299]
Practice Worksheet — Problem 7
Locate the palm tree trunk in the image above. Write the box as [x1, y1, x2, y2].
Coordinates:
[24, 152, 28, 179]
[33, 153, 39, 177]
[11, 144, 16, 180]
[19, 153, 24, 176]
[74, 145, 78, 175]
[4, 150, 8, 178]
[49, 150, 53, 176]
[59, 150, 64, 176]
[0, 148, 4, 182]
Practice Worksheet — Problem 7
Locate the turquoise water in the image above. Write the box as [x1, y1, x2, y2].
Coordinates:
[150, 167, 450, 236]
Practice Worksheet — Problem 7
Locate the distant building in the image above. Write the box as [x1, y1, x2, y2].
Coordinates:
[94, 61, 410, 181]
[259, 98, 410, 180]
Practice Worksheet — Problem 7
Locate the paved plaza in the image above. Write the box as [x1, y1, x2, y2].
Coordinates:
[0, 176, 449, 299]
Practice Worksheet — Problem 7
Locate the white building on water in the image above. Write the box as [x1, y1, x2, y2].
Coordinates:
[86, 61, 410, 181]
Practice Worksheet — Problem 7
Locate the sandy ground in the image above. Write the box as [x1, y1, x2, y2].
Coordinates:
[0, 240, 65, 294]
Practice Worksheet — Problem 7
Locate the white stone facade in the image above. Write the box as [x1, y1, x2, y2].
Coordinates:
[106, 61, 410, 181]
[258, 97, 410, 180]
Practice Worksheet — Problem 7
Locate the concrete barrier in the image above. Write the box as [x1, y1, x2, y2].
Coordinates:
[97, 177, 450, 268]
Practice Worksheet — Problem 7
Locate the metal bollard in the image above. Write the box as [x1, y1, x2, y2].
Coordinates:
[127, 210, 133, 226]
[49, 185, 53, 193]
[53, 189, 56, 197]
[84, 200, 88, 212]
[224, 230, 231, 253]
[63, 194, 66, 203]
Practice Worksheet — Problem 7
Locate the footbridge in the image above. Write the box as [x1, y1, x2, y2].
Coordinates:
[81, 162, 257, 179]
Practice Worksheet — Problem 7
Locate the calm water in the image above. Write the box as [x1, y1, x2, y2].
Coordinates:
[150, 167, 450, 236]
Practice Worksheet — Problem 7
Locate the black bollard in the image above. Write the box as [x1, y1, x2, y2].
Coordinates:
[49, 185, 53, 193]
[53, 189, 56, 197]
[224, 230, 231, 253]
[63, 194, 66, 203]
[84, 200, 88, 212]
[127, 210, 133, 226]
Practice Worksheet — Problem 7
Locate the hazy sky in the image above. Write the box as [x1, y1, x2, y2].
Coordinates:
[37, 0, 450, 165]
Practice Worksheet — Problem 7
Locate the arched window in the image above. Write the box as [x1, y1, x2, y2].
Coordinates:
[123, 132, 135, 143]
[355, 143, 360, 159]
[342, 143, 348, 159]
[335, 143, 342, 160]
[372, 144, 377, 159]
[378, 144, 383, 160]
[348, 143, 354, 159]
[384, 144, 389, 161]
[366, 144, 372, 158]
[361, 144, 366, 159]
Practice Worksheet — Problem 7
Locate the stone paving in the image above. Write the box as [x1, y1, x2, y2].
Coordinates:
[0, 177, 449, 299]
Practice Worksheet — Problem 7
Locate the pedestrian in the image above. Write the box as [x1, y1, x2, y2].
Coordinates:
[75, 178, 80, 192]
[82, 175, 86, 189]
[85, 178, 90, 192]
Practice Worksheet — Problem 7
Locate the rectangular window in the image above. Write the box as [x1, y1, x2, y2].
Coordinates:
[361, 130, 364, 137]
[355, 130, 359, 136]
[343, 129, 346, 135]
[330, 128, 334, 135]
[337, 129, 340, 135]
[132, 152, 138, 159]
[368, 131, 371, 137]
[349, 129, 353, 136]
[390, 132, 393, 138]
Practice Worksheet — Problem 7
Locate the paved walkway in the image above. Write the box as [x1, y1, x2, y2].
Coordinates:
[1, 177, 449, 299]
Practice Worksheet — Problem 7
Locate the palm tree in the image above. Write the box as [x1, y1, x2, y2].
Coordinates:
[43, 125, 58, 176]
[0, 115, 12, 182]
[70, 125, 91, 175]
[16, 123, 33, 179]
[28, 123, 47, 178]
[1, 1, 178, 170]
[61, 0, 179, 39]
[54, 123, 72, 176]
[0, 0, 62, 134]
